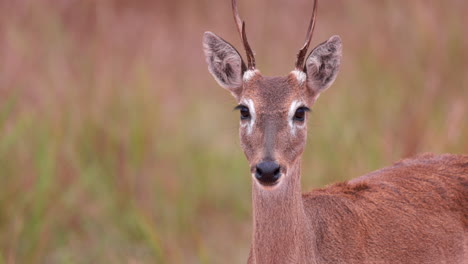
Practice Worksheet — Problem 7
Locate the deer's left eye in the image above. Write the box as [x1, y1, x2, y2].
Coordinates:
[293, 107, 309, 122]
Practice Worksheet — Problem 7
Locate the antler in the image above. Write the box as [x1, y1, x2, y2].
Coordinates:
[295, 0, 318, 70]
[232, 0, 256, 70]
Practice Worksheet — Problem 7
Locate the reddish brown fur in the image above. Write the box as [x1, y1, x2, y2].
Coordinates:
[301, 153, 468, 263]
[248, 154, 467, 264]
[202, 69, 468, 263]
[239, 74, 313, 171]
[202, 3, 467, 262]
[208, 70, 468, 264]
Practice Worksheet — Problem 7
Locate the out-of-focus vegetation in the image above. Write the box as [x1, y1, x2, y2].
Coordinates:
[0, 0, 466, 263]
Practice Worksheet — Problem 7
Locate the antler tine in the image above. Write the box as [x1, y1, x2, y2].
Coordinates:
[232, 0, 256, 70]
[232, 0, 243, 37]
[242, 22, 256, 70]
[295, 0, 318, 70]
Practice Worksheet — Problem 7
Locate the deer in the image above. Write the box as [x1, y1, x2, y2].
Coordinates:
[202, 0, 468, 263]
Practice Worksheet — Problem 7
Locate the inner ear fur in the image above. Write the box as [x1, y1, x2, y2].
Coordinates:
[203, 32, 246, 97]
[305, 35, 342, 95]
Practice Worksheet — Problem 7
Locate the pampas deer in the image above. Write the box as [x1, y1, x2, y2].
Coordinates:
[202, 0, 467, 263]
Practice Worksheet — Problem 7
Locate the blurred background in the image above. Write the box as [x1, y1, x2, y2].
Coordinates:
[0, 0, 466, 263]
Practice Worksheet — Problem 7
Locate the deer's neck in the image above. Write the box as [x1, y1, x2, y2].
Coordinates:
[251, 162, 316, 263]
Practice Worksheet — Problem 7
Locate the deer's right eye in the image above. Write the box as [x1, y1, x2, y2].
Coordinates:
[240, 107, 250, 120]
[235, 105, 251, 120]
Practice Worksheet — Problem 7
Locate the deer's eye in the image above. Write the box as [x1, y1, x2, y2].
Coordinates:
[240, 107, 250, 119]
[235, 105, 251, 120]
[293, 107, 310, 122]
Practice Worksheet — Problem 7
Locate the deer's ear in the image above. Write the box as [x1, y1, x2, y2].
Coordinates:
[305, 35, 342, 96]
[203, 31, 246, 98]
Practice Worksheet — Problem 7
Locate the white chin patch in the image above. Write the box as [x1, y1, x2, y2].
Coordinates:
[291, 70, 306, 85]
[243, 70, 259, 82]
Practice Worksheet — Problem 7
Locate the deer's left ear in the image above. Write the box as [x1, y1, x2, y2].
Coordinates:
[305, 35, 342, 96]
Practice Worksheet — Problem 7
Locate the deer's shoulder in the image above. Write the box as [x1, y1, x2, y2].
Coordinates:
[303, 153, 467, 217]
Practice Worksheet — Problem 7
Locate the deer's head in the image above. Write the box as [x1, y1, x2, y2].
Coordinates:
[203, 0, 341, 188]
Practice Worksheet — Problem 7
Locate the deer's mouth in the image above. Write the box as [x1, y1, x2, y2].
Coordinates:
[258, 179, 280, 187]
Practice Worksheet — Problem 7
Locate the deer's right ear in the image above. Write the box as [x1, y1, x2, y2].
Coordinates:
[203, 32, 246, 98]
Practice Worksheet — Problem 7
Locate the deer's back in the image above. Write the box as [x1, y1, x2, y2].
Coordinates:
[303, 153, 468, 264]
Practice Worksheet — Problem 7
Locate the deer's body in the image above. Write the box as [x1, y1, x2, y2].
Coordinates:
[248, 153, 467, 263]
[203, 1, 467, 263]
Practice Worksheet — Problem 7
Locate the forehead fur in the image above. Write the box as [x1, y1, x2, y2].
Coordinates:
[241, 73, 314, 111]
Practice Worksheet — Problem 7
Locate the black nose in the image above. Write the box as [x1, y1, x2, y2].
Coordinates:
[255, 161, 281, 185]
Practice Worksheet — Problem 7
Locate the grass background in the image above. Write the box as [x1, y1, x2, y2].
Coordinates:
[0, 0, 466, 263]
